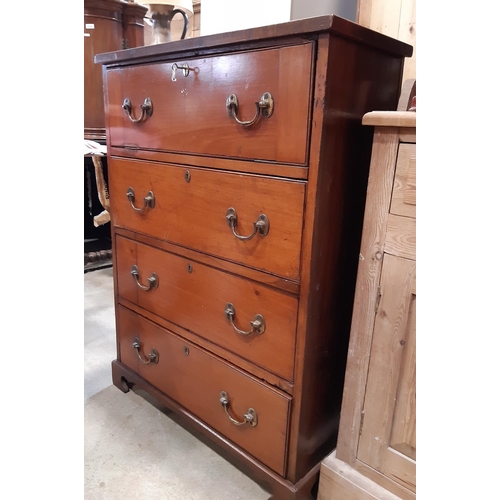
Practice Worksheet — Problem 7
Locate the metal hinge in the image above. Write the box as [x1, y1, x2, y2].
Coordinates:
[122, 38, 129, 49]
[375, 285, 382, 314]
[359, 411, 365, 436]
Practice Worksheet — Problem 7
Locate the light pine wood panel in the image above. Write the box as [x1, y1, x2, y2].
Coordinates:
[390, 271, 416, 459]
[351, 460, 416, 500]
[357, 0, 416, 82]
[390, 143, 416, 218]
[362, 112, 415, 128]
[399, 130, 416, 143]
[318, 451, 404, 500]
[192, 0, 201, 38]
[357, 0, 402, 38]
[333, 118, 416, 500]
[336, 128, 401, 463]
[384, 214, 416, 260]
[398, 0, 416, 83]
[357, 253, 416, 492]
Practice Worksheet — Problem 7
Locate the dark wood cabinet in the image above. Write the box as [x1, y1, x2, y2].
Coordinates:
[84, 0, 148, 140]
[96, 16, 412, 499]
[84, 0, 148, 263]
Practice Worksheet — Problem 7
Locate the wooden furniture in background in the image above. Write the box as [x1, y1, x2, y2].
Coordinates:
[192, 0, 201, 37]
[357, 0, 415, 83]
[317, 108, 416, 500]
[84, 0, 148, 141]
[96, 16, 412, 499]
[84, 0, 148, 268]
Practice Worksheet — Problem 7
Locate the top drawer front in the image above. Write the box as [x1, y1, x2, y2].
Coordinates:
[106, 43, 313, 165]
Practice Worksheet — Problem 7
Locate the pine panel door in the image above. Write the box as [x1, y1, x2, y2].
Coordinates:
[357, 253, 416, 493]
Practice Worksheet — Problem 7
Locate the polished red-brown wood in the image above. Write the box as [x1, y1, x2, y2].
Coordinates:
[100, 15, 413, 500]
[118, 296, 296, 395]
[106, 43, 314, 164]
[115, 235, 299, 381]
[111, 360, 300, 498]
[108, 157, 306, 280]
[107, 146, 310, 180]
[287, 32, 407, 483]
[95, 15, 412, 67]
[117, 305, 291, 476]
[115, 226, 301, 295]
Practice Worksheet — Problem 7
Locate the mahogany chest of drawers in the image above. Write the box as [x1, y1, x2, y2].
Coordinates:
[95, 15, 412, 500]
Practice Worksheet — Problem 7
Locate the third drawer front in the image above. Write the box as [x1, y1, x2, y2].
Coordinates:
[116, 235, 298, 381]
[109, 157, 306, 281]
[118, 305, 291, 476]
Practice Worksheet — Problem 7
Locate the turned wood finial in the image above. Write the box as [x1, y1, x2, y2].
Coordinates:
[85, 250, 113, 266]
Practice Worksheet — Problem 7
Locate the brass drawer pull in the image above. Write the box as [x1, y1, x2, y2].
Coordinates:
[126, 187, 155, 213]
[225, 207, 269, 241]
[132, 336, 159, 364]
[225, 303, 265, 336]
[122, 97, 153, 123]
[226, 92, 274, 127]
[131, 265, 159, 291]
[219, 391, 258, 427]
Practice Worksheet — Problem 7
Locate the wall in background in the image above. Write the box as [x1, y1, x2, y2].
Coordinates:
[291, 0, 357, 22]
[201, 0, 357, 36]
[201, 0, 292, 36]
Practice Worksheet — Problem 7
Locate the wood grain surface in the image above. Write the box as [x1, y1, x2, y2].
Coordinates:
[101, 16, 414, 497]
[115, 235, 299, 381]
[109, 157, 306, 280]
[118, 305, 291, 476]
[106, 43, 314, 164]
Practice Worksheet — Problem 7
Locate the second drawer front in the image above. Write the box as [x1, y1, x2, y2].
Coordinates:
[116, 235, 298, 381]
[118, 305, 291, 476]
[109, 157, 305, 280]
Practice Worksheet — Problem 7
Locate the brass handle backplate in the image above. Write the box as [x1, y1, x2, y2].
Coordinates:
[225, 303, 265, 336]
[132, 336, 159, 364]
[225, 207, 269, 241]
[131, 265, 158, 291]
[122, 97, 153, 123]
[226, 92, 274, 127]
[219, 391, 258, 427]
[126, 187, 155, 213]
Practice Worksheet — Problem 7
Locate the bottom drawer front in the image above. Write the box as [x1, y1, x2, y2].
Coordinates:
[118, 305, 290, 476]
